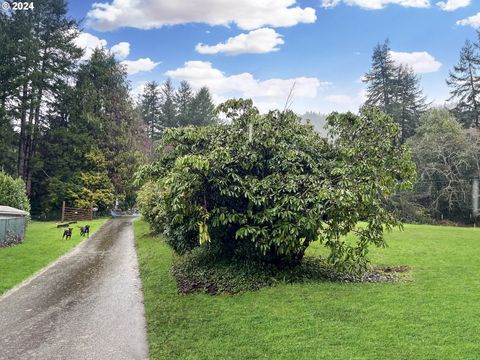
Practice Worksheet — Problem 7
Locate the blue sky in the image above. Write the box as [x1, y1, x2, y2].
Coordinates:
[69, 0, 480, 114]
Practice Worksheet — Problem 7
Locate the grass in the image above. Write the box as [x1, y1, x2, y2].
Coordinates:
[0, 218, 108, 295]
[134, 219, 480, 360]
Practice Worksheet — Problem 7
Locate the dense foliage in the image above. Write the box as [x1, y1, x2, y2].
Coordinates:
[447, 36, 480, 128]
[72, 148, 115, 211]
[30, 49, 147, 217]
[172, 246, 401, 295]
[0, 0, 82, 196]
[364, 40, 428, 143]
[137, 100, 415, 272]
[0, 171, 30, 213]
[0, 1, 148, 218]
[139, 79, 217, 141]
[405, 109, 480, 221]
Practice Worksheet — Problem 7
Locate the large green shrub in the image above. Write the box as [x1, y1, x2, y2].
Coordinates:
[137, 100, 415, 272]
[0, 171, 30, 214]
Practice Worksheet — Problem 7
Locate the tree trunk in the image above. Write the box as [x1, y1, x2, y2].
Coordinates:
[26, 86, 44, 195]
[17, 83, 29, 180]
[468, 66, 479, 127]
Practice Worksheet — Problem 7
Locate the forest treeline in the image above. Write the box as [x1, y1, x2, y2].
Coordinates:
[358, 38, 480, 223]
[298, 36, 480, 223]
[1, 0, 480, 223]
[0, 0, 216, 218]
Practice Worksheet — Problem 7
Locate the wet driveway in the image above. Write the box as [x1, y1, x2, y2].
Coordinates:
[0, 216, 148, 360]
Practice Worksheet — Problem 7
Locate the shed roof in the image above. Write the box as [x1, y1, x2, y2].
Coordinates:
[0, 206, 29, 216]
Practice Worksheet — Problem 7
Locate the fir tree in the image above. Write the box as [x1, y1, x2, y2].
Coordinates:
[447, 39, 480, 128]
[1, 0, 82, 194]
[140, 81, 162, 139]
[174, 80, 194, 126]
[160, 79, 177, 128]
[190, 86, 216, 125]
[0, 13, 17, 176]
[364, 40, 427, 142]
[364, 40, 397, 115]
[394, 65, 428, 143]
[71, 48, 146, 206]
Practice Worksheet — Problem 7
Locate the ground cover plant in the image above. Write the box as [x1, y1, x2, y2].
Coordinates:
[171, 244, 406, 295]
[135, 219, 480, 360]
[0, 218, 107, 295]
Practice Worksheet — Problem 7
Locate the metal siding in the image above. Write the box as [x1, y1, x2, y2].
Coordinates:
[0, 220, 5, 244]
[0, 216, 26, 246]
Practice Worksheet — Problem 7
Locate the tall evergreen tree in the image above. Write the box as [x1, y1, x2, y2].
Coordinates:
[364, 40, 397, 116]
[447, 39, 480, 128]
[160, 79, 177, 128]
[140, 81, 162, 139]
[68, 49, 146, 210]
[190, 86, 216, 125]
[30, 86, 87, 216]
[31, 48, 149, 216]
[364, 40, 427, 142]
[394, 65, 428, 143]
[0, 0, 82, 194]
[0, 13, 21, 174]
[174, 80, 194, 126]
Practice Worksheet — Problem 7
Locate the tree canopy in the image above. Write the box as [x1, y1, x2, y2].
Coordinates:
[364, 40, 427, 143]
[447, 38, 480, 128]
[138, 80, 217, 140]
[407, 108, 480, 220]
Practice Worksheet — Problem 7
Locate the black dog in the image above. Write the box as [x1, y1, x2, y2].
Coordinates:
[80, 225, 90, 237]
[62, 228, 73, 240]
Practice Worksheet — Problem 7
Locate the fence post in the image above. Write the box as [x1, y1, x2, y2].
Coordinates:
[61, 201, 65, 222]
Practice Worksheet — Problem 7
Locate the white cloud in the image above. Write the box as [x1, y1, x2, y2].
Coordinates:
[325, 95, 355, 104]
[111, 42, 130, 59]
[324, 90, 367, 112]
[121, 58, 160, 75]
[131, 81, 148, 100]
[74, 32, 107, 60]
[165, 60, 324, 112]
[321, 0, 430, 10]
[73, 32, 159, 75]
[389, 50, 442, 73]
[457, 12, 480, 28]
[437, 0, 470, 11]
[87, 0, 316, 31]
[196, 28, 284, 55]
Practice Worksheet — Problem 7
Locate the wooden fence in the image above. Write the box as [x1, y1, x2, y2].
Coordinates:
[61, 202, 93, 222]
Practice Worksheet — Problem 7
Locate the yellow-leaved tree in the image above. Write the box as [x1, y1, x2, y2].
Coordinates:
[73, 148, 115, 211]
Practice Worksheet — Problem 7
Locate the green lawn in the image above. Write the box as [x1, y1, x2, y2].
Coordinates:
[0, 218, 108, 295]
[135, 219, 480, 359]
